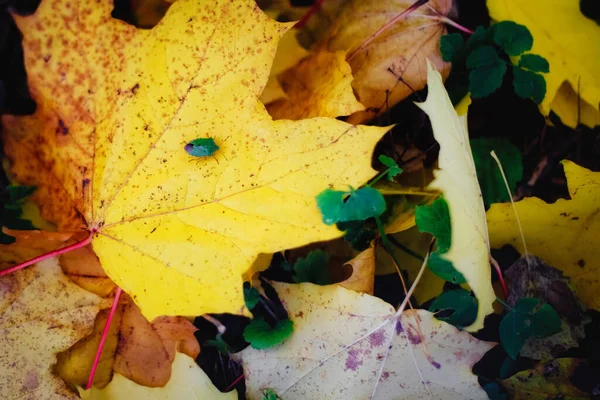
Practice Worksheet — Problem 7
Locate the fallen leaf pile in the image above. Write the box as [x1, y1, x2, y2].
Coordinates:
[0, 0, 599, 398]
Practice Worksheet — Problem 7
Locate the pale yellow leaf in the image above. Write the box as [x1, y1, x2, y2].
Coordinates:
[79, 352, 236, 399]
[237, 282, 495, 399]
[0, 259, 107, 399]
[415, 61, 495, 332]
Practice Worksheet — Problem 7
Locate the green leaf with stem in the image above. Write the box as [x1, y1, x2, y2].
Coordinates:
[316, 187, 386, 225]
[499, 297, 562, 359]
[293, 249, 330, 285]
[243, 317, 294, 350]
[430, 289, 477, 328]
[491, 21, 533, 56]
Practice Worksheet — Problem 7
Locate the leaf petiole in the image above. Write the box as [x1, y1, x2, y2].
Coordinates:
[0, 229, 96, 277]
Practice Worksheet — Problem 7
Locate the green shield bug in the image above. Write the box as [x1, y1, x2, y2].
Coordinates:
[184, 138, 219, 157]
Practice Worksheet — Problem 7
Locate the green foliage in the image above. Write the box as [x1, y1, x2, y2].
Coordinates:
[471, 137, 523, 206]
[466, 46, 507, 98]
[440, 20, 549, 103]
[293, 249, 330, 285]
[244, 282, 261, 310]
[205, 333, 230, 354]
[261, 388, 281, 400]
[427, 252, 466, 284]
[491, 21, 533, 55]
[483, 383, 508, 400]
[517, 54, 549, 73]
[415, 198, 466, 284]
[316, 187, 386, 225]
[337, 220, 376, 251]
[415, 198, 451, 252]
[430, 289, 477, 328]
[377, 155, 402, 181]
[243, 317, 294, 349]
[0, 185, 37, 244]
[499, 298, 562, 359]
[513, 67, 546, 105]
[440, 33, 464, 62]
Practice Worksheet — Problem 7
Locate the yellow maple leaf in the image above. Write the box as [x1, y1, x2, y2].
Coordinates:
[2, 0, 388, 319]
[267, 49, 365, 120]
[0, 258, 109, 399]
[487, 0, 600, 119]
[415, 61, 495, 332]
[237, 282, 494, 399]
[487, 161, 600, 310]
[79, 352, 236, 399]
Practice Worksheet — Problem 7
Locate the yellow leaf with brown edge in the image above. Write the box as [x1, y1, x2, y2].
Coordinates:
[415, 61, 495, 332]
[56, 298, 199, 388]
[79, 352, 236, 400]
[2, 0, 389, 319]
[487, 161, 600, 310]
[322, 0, 452, 123]
[267, 49, 365, 119]
[0, 258, 109, 399]
[340, 242, 375, 294]
[487, 0, 600, 119]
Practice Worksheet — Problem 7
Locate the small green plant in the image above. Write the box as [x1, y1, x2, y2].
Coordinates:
[243, 317, 294, 350]
[441, 21, 549, 103]
[415, 197, 466, 284]
[499, 297, 561, 359]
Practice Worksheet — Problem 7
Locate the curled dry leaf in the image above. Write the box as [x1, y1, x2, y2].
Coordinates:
[267, 50, 365, 120]
[79, 352, 236, 400]
[487, 161, 600, 310]
[237, 282, 495, 400]
[318, 0, 452, 122]
[56, 298, 199, 389]
[0, 258, 109, 399]
[340, 242, 375, 294]
[2, 0, 389, 319]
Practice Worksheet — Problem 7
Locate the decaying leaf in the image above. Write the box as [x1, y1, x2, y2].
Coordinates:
[487, 0, 600, 119]
[0, 229, 72, 268]
[237, 282, 495, 399]
[0, 258, 109, 399]
[504, 255, 587, 360]
[502, 358, 590, 400]
[56, 298, 199, 388]
[339, 242, 375, 294]
[267, 50, 365, 120]
[59, 244, 116, 297]
[2, 0, 389, 319]
[487, 161, 600, 310]
[79, 352, 236, 399]
[416, 61, 495, 332]
[319, 0, 452, 123]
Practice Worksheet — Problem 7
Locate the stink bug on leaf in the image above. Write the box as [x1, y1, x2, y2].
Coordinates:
[184, 138, 219, 157]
